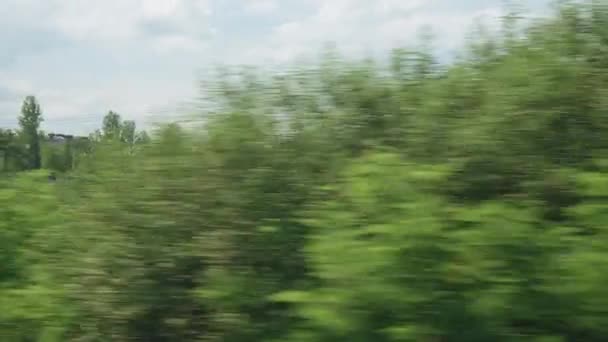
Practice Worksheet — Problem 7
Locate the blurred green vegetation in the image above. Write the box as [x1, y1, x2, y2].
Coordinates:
[2, 1, 608, 341]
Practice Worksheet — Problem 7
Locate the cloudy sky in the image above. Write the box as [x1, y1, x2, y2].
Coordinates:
[0, 0, 552, 135]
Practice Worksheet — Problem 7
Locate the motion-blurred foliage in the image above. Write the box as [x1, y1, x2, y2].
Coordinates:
[2, 1, 608, 341]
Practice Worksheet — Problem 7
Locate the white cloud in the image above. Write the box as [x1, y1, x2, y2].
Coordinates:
[373, 0, 425, 15]
[41, 0, 213, 43]
[142, 0, 181, 19]
[151, 34, 211, 55]
[231, 0, 516, 65]
[231, 0, 438, 64]
[49, 1, 142, 41]
[245, 0, 279, 14]
[0, 0, 552, 134]
[375, 7, 504, 51]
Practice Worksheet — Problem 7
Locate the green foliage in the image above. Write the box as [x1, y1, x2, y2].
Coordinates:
[18, 96, 43, 170]
[1, 2, 608, 341]
[120, 120, 136, 145]
[42, 144, 70, 173]
[102, 110, 122, 140]
[0, 171, 73, 341]
[0, 129, 28, 172]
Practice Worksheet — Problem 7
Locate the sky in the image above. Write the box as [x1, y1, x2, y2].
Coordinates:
[0, 0, 552, 135]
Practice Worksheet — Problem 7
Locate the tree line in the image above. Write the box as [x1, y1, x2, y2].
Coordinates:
[1, 2, 608, 341]
[0, 99, 148, 173]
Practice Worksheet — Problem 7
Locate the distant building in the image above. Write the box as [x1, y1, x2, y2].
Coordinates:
[47, 133, 89, 145]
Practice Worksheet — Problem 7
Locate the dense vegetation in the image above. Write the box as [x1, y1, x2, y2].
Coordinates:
[2, 2, 608, 341]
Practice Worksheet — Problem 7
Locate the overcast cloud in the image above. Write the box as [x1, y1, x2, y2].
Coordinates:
[0, 0, 551, 134]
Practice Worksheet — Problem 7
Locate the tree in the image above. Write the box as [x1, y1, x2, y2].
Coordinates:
[0, 129, 17, 171]
[18, 96, 43, 169]
[102, 111, 122, 140]
[120, 120, 136, 145]
[135, 130, 150, 145]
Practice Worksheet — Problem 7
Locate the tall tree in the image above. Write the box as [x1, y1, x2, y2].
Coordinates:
[18, 96, 43, 170]
[102, 111, 122, 140]
[0, 129, 13, 171]
[120, 120, 136, 145]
